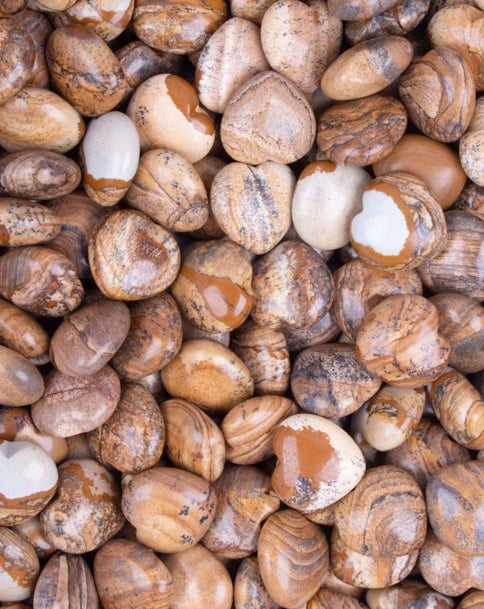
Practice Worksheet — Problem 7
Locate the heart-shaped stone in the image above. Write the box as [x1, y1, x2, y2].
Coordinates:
[221, 71, 316, 165]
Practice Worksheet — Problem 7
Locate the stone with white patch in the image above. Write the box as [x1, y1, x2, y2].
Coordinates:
[350, 173, 447, 271]
[271, 413, 366, 515]
[351, 189, 409, 256]
[292, 161, 371, 250]
[352, 385, 425, 452]
[0, 440, 58, 526]
[0, 526, 39, 602]
[80, 111, 140, 207]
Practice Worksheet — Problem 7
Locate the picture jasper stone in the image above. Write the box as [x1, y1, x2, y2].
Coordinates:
[126, 148, 208, 232]
[161, 339, 254, 414]
[418, 533, 483, 597]
[121, 466, 216, 553]
[170, 239, 253, 333]
[31, 366, 121, 437]
[334, 465, 427, 557]
[330, 527, 418, 589]
[88, 209, 181, 301]
[384, 418, 471, 489]
[0, 526, 39, 602]
[350, 173, 447, 272]
[372, 134, 467, 210]
[355, 294, 450, 387]
[195, 17, 269, 113]
[345, 0, 430, 44]
[201, 464, 280, 559]
[161, 397, 225, 482]
[163, 543, 232, 609]
[399, 46, 476, 143]
[353, 385, 425, 452]
[258, 509, 329, 609]
[317, 95, 407, 166]
[87, 383, 165, 474]
[426, 460, 484, 557]
[0, 246, 84, 317]
[94, 539, 173, 609]
[46, 25, 128, 117]
[40, 458, 124, 554]
[260, 0, 342, 96]
[127, 74, 215, 163]
[291, 343, 382, 418]
[210, 161, 295, 254]
[0, 86, 85, 154]
[0, 19, 34, 106]
[418, 210, 484, 300]
[0, 345, 44, 407]
[49, 299, 130, 377]
[327, 0, 400, 21]
[132, 0, 228, 54]
[333, 258, 422, 341]
[321, 36, 413, 100]
[221, 71, 316, 165]
[33, 553, 98, 609]
[0, 440, 58, 526]
[272, 413, 366, 516]
[251, 240, 334, 331]
[112, 293, 183, 381]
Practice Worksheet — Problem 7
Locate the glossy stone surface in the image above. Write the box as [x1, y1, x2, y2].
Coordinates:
[40, 459, 124, 553]
[429, 368, 484, 449]
[252, 240, 334, 330]
[121, 466, 215, 553]
[164, 544, 232, 609]
[291, 343, 381, 418]
[373, 134, 467, 209]
[355, 294, 450, 387]
[258, 509, 329, 609]
[317, 95, 407, 166]
[94, 539, 172, 609]
[321, 36, 413, 100]
[0, 441, 58, 526]
[272, 413, 366, 515]
[201, 464, 280, 558]
[333, 258, 422, 341]
[384, 418, 471, 488]
[46, 25, 128, 117]
[171, 239, 253, 333]
[426, 460, 484, 556]
[32, 366, 120, 438]
[0, 526, 39, 602]
[334, 465, 427, 557]
[331, 527, 418, 589]
[350, 173, 447, 271]
[161, 398, 225, 482]
[127, 74, 215, 163]
[87, 383, 165, 473]
[0, 345, 44, 407]
[160, 339, 254, 414]
[49, 299, 130, 377]
[353, 385, 425, 451]
[221, 71, 316, 165]
[88, 209, 181, 301]
[112, 292, 182, 381]
[222, 395, 297, 464]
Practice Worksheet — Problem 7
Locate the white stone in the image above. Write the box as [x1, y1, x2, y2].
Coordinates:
[351, 189, 409, 256]
[82, 111, 140, 181]
[0, 565, 30, 602]
[292, 163, 371, 250]
[0, 441, 58, 500]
